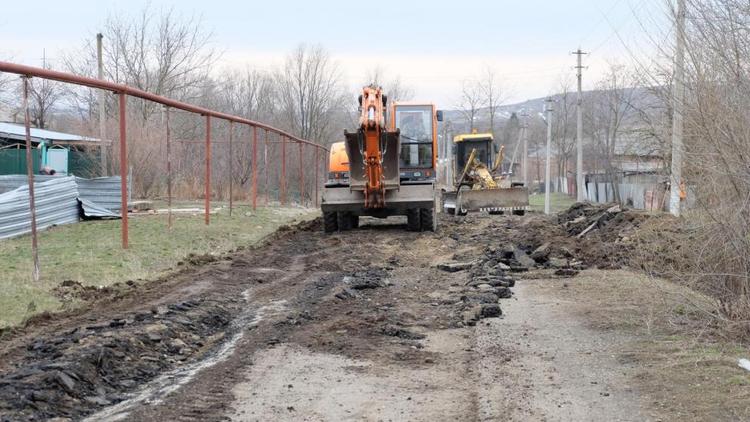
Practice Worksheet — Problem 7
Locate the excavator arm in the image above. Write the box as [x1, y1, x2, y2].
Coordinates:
[344, 86, 400, 209]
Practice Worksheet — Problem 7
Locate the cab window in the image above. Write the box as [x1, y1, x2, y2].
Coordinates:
[395, 105, 433, 168]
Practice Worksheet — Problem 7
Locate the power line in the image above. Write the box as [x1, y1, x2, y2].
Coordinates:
[588, 0, 650, 58]
[578, 0, 628, 46]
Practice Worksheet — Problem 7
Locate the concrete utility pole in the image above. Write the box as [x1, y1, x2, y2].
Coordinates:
[544, 97, 553, 215]
[97, 33, 107, 176]
[522, 111, 529, 187]
[669, 0, 686, 217]
[573, 48, 588, 202]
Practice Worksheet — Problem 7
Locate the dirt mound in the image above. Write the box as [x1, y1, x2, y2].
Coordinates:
[52, 279, 134, 302]
[472, 202, 659, 271]
[558, 202, 651, 242]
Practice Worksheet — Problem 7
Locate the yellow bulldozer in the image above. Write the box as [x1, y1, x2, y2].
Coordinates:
[442, 132, 529, 216]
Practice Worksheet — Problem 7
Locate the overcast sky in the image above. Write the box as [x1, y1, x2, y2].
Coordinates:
[0, 0, 672, 106]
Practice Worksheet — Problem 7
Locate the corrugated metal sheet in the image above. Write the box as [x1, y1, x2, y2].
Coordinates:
[0, 175, 61, 194]
[79, 198, 119, 218]
[0, 177, 80, 240]
[76, 176, 127, 211]
[0, 174, 129, 210]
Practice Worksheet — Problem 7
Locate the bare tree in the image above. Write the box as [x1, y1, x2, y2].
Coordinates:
[217, 68, 277, 190]
[645, 0, 750, 319]
[480, 67, 506, 136]
[456, 79, 485, 132]
[275, 44, 346, 144]
[552, 79, 577, 185]
[64, 6, 218, 121]
[586, 63, 637, 203]
[364, 66, 415, 102]
[26, 60, 62, 129]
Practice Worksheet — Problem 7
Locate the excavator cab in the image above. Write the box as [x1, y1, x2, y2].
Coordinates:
[392, 103, 439, 184]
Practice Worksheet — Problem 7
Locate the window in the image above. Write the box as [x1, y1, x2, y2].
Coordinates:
[395, 105, 433, 168]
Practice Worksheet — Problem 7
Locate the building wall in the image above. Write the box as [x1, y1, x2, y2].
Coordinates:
[0, 147, 41, 175]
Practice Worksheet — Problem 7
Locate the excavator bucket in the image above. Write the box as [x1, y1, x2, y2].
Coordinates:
[381, 130, 401, 189]
[344, 131, 365, 190]
[344, 129, 401, 191]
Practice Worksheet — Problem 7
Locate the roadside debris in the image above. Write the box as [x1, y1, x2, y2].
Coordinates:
[438, 261, 475, 273]
[0, 299, 237, 421]
[464, 202, 655, 270]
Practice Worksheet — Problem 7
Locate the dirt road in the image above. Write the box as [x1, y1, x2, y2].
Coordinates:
[0, 213, 745, 421]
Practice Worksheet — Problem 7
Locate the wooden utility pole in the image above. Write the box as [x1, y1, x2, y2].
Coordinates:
[544, 97, 553, 215]
[97, 33, 107, 176]
[573, 48, 587, 202]
[669, 0, 686, 217]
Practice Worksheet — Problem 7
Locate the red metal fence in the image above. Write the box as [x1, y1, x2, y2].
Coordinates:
[0, 61, 328, 282]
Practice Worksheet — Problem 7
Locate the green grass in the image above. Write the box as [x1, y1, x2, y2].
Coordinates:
[0, 204, 318, 328]
[528, 192, 577, 213]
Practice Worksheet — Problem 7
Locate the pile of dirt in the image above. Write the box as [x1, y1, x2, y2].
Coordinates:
[52, 279, 139, 303]
[0, 298, 240, 421]
[557, 202, 650, 242]
[467, 202, 658, 271]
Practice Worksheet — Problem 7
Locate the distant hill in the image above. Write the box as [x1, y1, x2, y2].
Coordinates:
[442, 87, 662, 131]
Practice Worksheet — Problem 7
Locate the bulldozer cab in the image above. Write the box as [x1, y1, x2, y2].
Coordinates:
[453, 133, 495, 185]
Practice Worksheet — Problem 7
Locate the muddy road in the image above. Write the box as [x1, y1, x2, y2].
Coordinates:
[0, 212, 703, 421]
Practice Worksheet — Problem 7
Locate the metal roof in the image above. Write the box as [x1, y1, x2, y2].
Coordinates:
[0, 122, 104, 145]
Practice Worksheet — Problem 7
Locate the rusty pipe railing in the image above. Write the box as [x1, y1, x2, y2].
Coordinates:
[0, 62, 323, 149]
[0, 61, 327, 259]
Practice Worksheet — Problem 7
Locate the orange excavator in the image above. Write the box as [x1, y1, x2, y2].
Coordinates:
[321, 85, 439, 232]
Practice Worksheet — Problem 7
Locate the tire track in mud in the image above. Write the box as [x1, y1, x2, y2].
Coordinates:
[117, 234, 351, 421]
[0, 220, 336, 421]
[1, 215, 527, 421]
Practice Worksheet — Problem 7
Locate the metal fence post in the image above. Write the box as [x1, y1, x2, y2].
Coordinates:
[22, 77, 40, 281]
[205, 115, 211, 225]
[165, 107, 173, 229]
[281, 135, 286, 205]
[252, 126, 258, 210]
[228, 120, 234, 216]
[264, 129, 269, 206]
[118, 92, 129, 249]
[315, 146, 319, 207]
[298, 143, 304, 206]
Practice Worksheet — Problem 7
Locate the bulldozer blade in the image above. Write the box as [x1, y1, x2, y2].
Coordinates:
[454, 187, 529, 213]
[344, 129, 401, 191]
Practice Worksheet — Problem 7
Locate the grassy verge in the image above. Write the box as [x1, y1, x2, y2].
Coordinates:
[528, 192, 577, 213]
[548, 270, 750, 421]
[0, 204, 318, 328]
